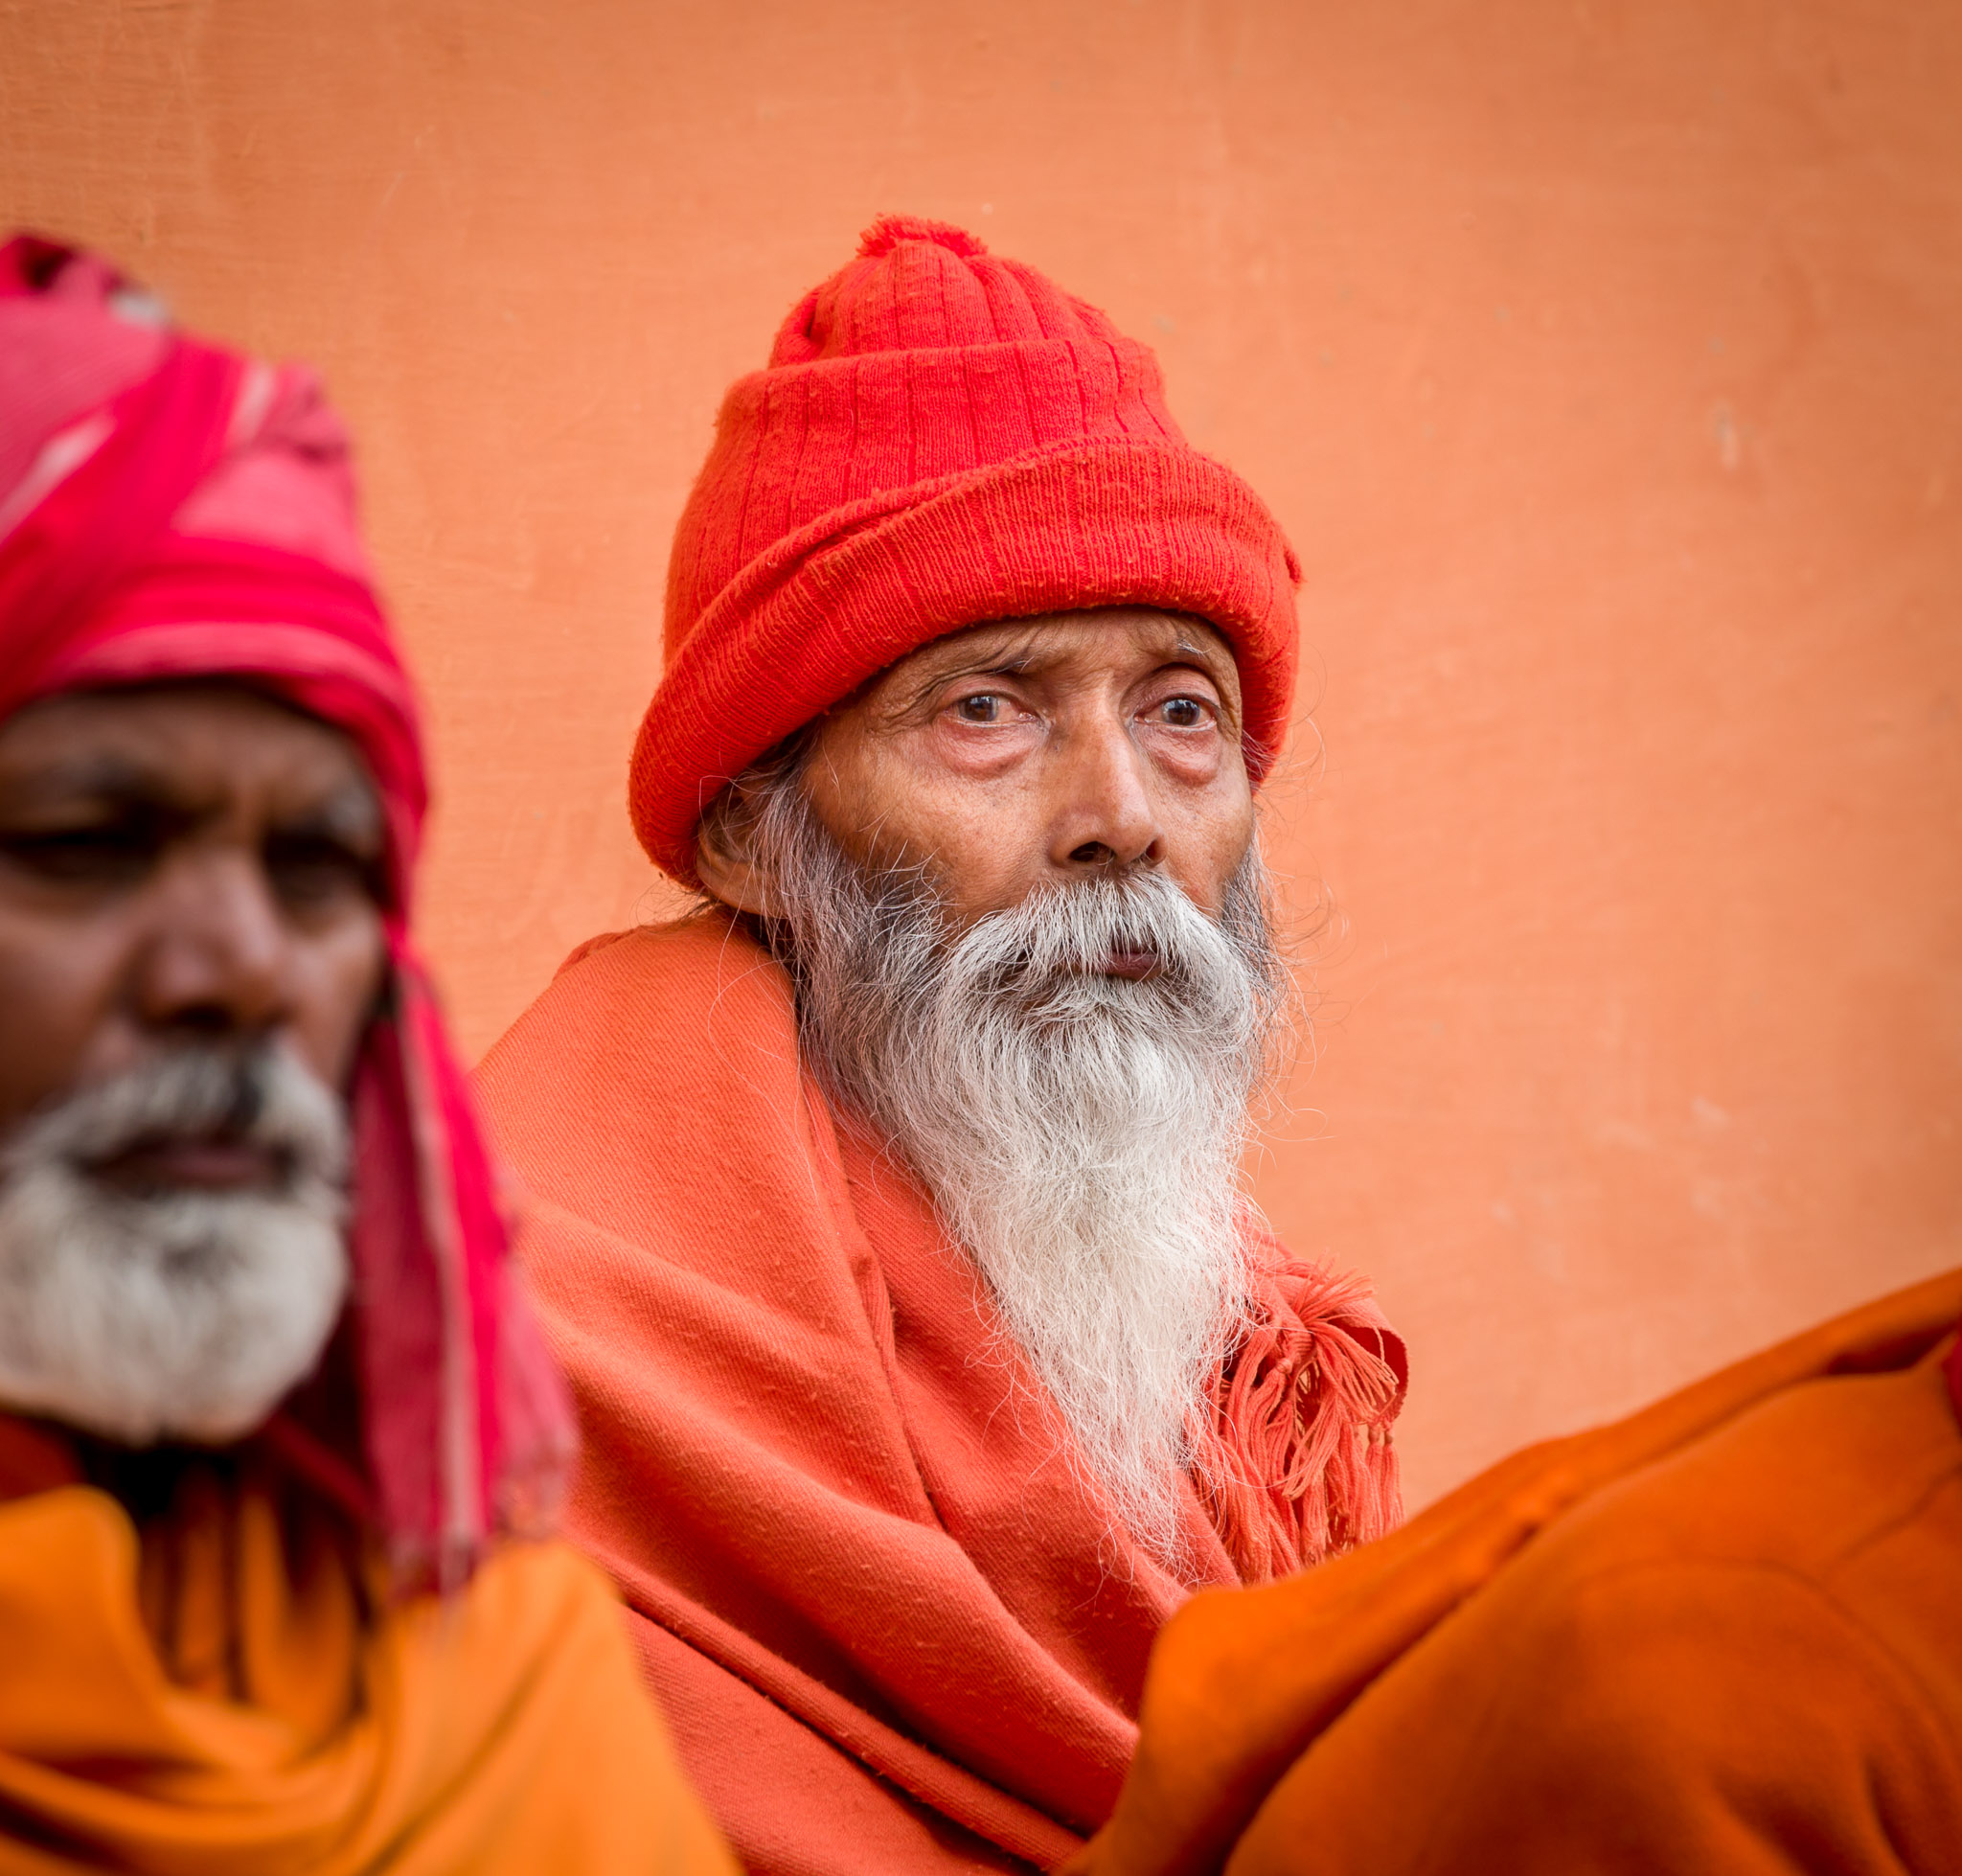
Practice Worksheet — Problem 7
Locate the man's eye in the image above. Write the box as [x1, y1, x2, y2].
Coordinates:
[951, 694, 1008, 724]
[1156, 697, 1211, 729]
[264, 834, 380, 910]
[0, 821, 161, 886]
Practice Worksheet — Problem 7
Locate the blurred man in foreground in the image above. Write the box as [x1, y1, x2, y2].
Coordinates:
[477, 217, 1404, 1873]
[1068, 1267, 1962, 1876]
[0, 235, 732, 1874]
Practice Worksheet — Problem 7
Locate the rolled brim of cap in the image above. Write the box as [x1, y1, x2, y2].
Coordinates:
[630, 437, 1301, 886]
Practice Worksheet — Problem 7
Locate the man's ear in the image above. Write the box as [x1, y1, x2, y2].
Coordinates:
[695, 819, 773, 918]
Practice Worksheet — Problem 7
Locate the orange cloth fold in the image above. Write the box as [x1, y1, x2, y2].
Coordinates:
[0, 1448, 736, 1875]
[1066, 1267, 1962, 1876]
[475, 915, 1401, 1875]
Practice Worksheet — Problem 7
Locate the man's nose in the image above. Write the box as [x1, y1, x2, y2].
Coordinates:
[130, 847, 294, 1038]
[1048, 714, 1166, 873]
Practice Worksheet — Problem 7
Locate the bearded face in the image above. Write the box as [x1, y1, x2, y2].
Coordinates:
[729, 765, 1283, 1566]
[0, 1043, 352, 1447]
[0, 684, 389, 1454]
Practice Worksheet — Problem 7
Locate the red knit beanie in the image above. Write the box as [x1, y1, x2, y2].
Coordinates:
[631, 215, 1302, 883]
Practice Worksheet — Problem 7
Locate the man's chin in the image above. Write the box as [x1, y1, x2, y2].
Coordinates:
[0, 1177, 350, 1449]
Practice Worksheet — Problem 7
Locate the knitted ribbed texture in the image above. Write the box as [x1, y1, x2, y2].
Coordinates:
[631, 215, 1302, 882]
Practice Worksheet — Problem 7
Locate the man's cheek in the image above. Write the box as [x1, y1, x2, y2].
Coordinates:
[292, 920, 388, 1089]
[922, 720, 1040, 780]
[1140, 732, 1226, 788]
[0, 934, 102, 1132]
[947, 839, 1049, 927]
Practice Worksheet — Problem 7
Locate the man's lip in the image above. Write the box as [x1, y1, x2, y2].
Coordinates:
[1102, 950, 1162, 981]
[86, 1137, 281, 1195]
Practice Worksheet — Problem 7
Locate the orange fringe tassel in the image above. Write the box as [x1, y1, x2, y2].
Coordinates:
[1194, 1252, 1407, 1583]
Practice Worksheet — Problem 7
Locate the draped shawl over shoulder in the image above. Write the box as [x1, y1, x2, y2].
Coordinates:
[475, 914, 1405, 1874]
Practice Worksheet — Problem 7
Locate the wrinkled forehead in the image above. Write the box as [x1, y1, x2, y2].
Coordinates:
[871, 606, 1242, 691]
[0, 678, 384, 835]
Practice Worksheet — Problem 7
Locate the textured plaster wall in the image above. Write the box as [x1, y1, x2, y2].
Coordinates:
[4, 0, 1958, 1505]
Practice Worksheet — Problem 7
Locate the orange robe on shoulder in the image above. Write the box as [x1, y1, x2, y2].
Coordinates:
[0, 1420, 735, 1876]
[1068, 1268, 1962, 1876]
[474, 915, 1403, 1876]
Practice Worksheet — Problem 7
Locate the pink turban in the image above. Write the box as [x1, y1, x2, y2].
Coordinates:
[0, 234, 572, 1582]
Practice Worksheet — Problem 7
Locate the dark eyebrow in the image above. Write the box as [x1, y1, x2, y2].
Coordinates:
[931, 629, 1044, 680]
[886, 637, 1040, 715]
[913, 656, 1035, 687]
[0, 753, 188, 811]
[0, 757, 384, 862]
[1166, 626, 1240, 670]
[282, 779, 385, 851]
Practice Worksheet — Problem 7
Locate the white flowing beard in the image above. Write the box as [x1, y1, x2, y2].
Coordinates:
[747, 784, 1282, 1567]
[0, 1046, 352, 1446]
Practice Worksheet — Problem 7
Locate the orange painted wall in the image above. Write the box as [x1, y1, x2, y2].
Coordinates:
[5, 0, 1958, 1505]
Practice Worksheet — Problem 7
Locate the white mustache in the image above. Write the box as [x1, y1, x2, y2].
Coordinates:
[25, 1044, 350, 1186]
[935, 866, 1276, 1028]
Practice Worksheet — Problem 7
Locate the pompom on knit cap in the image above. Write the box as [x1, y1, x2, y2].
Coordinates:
[631, 214, 1304, 885]
[855, 213, 990, 260]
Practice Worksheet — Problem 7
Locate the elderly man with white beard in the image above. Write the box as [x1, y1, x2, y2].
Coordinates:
[477, 217, 1406, 1876]
[0, 233, 736, 1874]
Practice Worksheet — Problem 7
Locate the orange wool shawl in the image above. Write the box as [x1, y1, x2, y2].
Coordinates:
[475, 915, 1404, 1874]
[0, 1418, 734, 1876]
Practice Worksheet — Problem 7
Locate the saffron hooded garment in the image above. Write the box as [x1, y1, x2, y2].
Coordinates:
[476, 914, 1406, 1876]
[1066, 1268, 1962, 1876]
[0, 235, 734, 1875]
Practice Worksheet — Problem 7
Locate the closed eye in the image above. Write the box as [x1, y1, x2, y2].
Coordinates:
[0, 809, 172, 888]
[263, 827, 385, 912]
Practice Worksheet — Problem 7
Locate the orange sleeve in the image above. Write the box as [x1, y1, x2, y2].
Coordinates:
[1063, 1273, 1962, 1876]
[1229, 1556, 1962, 1876]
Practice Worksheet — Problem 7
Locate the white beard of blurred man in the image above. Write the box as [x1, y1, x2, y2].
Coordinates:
[0, 1042, 350, 1445]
